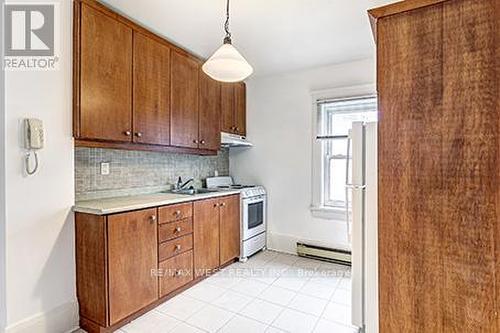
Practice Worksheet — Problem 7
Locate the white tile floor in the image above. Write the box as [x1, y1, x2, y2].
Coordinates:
[78, 251, 356, 333]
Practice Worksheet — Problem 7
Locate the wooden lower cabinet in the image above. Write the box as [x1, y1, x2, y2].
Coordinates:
[219, 195, 241, 265]
[194, 198, 221, 277]
[159, 250, 194, 297]
[76, 195, 240, 332]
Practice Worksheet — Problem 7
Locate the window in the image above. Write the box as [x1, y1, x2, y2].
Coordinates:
[316, 96, 377, 209]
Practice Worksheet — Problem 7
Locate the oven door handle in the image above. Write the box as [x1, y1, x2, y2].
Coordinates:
[243, 197, 266, 205]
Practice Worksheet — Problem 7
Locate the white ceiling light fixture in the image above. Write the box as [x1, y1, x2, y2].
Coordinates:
[202, 0, 253, 83]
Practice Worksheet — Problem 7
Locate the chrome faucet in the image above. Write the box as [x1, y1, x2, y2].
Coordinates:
[175, 177, 194, 190]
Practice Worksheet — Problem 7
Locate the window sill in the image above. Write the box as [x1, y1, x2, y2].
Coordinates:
[310, 206, 346, 220]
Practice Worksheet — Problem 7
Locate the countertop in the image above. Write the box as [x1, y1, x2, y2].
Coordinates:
[73, 190, 241, 215]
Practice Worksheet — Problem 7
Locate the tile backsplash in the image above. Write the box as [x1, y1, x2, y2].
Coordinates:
[75, 147, 229, 201]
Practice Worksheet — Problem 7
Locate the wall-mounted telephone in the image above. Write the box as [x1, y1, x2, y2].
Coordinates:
[24, 118, 44, 175]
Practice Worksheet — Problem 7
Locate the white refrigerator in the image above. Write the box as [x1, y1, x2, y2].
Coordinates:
[349, 122, 378, 333]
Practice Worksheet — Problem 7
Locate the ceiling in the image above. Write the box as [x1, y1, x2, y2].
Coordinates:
[101, 0, 395, 77]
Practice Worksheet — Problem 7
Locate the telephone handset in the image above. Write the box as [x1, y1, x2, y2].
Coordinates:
[24, 118, 44, 175]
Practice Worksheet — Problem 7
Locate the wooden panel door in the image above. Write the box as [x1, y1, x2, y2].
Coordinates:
[377, 4, 444, 332]
[219, 195, 240, 265]
[234, 82, 246, 136]
[80, 4, 132, 142]
[441, 0, 498, 330]
[199, 72, 221, 151]
[220, 83, 235, 133]
[171, 51, 199, 148]
[133, 33, 171, 145]
[193, 198, 220, 277]
[107, 208, 158, 325]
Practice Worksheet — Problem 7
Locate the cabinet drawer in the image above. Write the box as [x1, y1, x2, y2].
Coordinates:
[158, 218, 193, 242]
[159, 234, 193, 261]
[159, 202, 193, 224]
[159, 250, 193, 297]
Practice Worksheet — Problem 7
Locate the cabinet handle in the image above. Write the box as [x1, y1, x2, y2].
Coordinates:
[124, 130, 132, 136]
[174, 270, 181, 277]
[235, 127, 240, 132]
[200, 140, 205, 145]
[213, 203, 219, 208]
[220, 202, 226, 207]
[175, 244, 181, 251]
[174, 210, 181, 217]
[175, 226, 182, 233]
[135, 132, 143, 138]
[149, 215, 157, 223]
[193, 139, 199, 144]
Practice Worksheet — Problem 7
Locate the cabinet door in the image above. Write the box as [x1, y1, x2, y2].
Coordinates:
[193, 198, 220, 277]
[234, 82, 246, 136]
[199, 72, 221, 151]
[133, 33, 171, 145]
[108, 208, 158, 324]
[219, 195, 241, 265]
[220, 83, 235, 133]
[80, 4, 132, 142]
[171, 51, 199, 148]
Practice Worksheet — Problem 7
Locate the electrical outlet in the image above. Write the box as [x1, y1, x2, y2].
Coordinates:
[100, 162, 110, 175]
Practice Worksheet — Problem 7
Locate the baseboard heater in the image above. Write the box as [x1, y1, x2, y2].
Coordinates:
[297, 242, 351, 266]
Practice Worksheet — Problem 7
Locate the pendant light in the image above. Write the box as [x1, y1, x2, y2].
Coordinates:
[202, 0, 253, 82]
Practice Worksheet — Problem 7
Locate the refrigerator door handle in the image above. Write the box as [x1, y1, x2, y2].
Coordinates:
[345, 184, 366, 190]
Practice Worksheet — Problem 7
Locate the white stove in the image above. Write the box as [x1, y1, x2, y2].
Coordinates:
[206, 176, 267, 261]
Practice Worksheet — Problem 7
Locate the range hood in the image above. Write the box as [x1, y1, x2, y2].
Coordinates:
[221, 132, 253, 148]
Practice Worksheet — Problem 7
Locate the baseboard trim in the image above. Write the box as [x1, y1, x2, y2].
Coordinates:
[267, 231, 349, 255]
[5, 301, 79, 333]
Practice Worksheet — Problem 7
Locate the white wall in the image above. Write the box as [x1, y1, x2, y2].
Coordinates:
[1, 0, 7, 331]
[4, 1, 77, 332]
[230, 58, 376, 253]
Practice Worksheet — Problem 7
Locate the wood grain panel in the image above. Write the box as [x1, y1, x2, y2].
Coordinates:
[80, 4, 132, 142]
[221, 83, 235, 133]
[133, 32, 171, 145]
[75, 213, 108, 326]
[159, 234, 193, 262]
[377, 4, 444, 332]
[107, 208, 158, 324]
[159, 250, 194, 297]
[234, 82, 247, 136]
[158, 218, 193, 243]
[442, 0, 498, 330]
[219, 195, 241, 265]
[158, 202, 193, 224]
[194, 198, 220, 277]
[171, 51, 200, 148]
[199, 71, 221, 150]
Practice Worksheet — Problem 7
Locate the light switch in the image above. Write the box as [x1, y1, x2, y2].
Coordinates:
[100, 162, 110, 175]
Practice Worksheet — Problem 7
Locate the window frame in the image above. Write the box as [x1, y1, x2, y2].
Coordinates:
[310, 84, 376, 220]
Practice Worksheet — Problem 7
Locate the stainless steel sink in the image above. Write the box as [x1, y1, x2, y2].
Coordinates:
[165, 188, 219, 195]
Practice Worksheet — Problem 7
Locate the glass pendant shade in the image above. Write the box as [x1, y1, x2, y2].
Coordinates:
[202, 43, 253, 83]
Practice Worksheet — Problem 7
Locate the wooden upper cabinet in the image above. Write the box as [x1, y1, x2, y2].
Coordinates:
[199, 72, 221, 151]
[219, 195, 241, 265]
[133, 33, 171, 146]
[234, 82, 247, 136]
[107, 208, 158, 325]
[79, 4, 133, 142]
[170, 51, 200, 149]
[220, 82, 247, 136]
[193, 198, 220, 277]
[221, 83, 235, 133]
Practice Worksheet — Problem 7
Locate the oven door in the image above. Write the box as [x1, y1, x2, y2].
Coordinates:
[242, 195, 266, 240]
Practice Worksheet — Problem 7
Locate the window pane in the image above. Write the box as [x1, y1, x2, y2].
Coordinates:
[328, 111, 378, 136]
[328, 138, 349, 157]
[329, 159, 347, 203]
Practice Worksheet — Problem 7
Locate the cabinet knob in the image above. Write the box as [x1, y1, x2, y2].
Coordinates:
[175, 226, 182, 233]
[213, 203, 219, 208]
[220, 202, 226, 207]
[174, 210, 181, 217]
[200, 140, 205, 145]
[149, 215, 157, 222]
[193, 139, 199, 144]
[135, 132, 143, 138]
[175, 244, 181, 251]
[235, 127, 240, 132]
[124, 130, 132, 136]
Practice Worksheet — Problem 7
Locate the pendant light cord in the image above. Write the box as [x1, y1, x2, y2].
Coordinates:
[223, 0, 232, 44]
